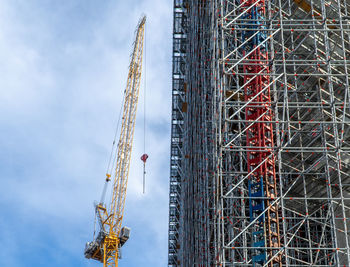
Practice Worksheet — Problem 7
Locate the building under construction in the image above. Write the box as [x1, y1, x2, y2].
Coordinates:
[168, 0, 350, 266]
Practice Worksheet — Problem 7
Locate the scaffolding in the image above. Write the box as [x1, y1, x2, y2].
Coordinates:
[168, 0, 350, 266]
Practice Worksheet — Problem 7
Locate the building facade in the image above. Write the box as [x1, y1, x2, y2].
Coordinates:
[168, 0, 350, 266]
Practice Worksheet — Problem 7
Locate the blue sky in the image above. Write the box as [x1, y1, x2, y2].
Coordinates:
[0, 0, 172, 266]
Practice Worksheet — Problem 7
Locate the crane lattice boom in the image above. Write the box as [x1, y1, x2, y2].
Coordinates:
[84, 15, 146, 267]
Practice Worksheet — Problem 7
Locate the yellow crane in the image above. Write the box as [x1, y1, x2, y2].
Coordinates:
[84, 15, 146, 267]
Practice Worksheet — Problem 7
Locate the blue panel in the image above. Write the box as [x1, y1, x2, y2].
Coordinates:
[248, 178, 267, 265]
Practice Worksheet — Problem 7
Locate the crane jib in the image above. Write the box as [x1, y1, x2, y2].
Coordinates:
[84, 15, 146, 267]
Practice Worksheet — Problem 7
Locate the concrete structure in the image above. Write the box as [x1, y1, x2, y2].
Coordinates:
[168, 0, 350, 266]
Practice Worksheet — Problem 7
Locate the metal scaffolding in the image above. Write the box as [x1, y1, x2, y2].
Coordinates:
[168, 0, 350, 266]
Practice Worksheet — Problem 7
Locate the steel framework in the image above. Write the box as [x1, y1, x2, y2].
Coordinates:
[168, 0, 350, 266]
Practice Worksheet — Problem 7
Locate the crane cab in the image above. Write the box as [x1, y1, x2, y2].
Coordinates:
[119, 226, 131, 247]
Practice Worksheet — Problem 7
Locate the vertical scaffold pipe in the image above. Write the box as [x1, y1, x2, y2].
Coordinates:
[241, 1, 282, 266]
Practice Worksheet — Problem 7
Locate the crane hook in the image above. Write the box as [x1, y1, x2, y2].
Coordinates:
[141, 154, 148, 193]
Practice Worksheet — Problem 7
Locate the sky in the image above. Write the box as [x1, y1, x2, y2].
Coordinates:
[0, 0, 172, 266]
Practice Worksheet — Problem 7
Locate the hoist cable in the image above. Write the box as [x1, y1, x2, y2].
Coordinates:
[100, 85, 126, 205]
[143, 22, 147, 194]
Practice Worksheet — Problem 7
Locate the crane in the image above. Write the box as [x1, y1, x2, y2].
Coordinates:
[84, 15, 146, 267]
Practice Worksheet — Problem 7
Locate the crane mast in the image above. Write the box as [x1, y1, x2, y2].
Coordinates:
[84, 15, 146, 267]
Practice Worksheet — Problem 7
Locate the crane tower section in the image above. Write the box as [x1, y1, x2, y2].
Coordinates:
[169, 0, 350, 266]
